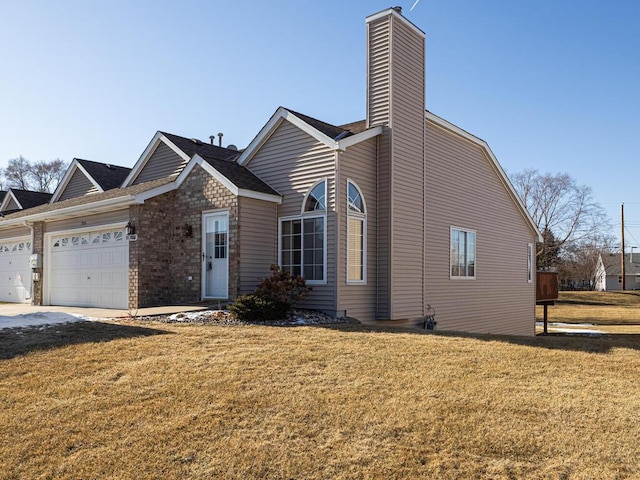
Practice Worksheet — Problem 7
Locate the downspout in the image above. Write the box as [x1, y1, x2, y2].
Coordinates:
[334, 150, 340, 318]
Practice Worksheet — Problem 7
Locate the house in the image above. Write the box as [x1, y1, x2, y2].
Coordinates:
[595, 253, 640, 291]
[0, 7, 542, 335]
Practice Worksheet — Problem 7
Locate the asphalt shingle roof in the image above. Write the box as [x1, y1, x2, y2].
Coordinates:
[76, 159, 131, 191]
[161, 132, 242, 162]
[601, 253, 640, 275]
[11, 189, 53, 209]
[160, 131, 279, 197]
[285, 108, 355, 140]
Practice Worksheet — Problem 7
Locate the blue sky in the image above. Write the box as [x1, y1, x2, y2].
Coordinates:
[1, 0, 639, 248]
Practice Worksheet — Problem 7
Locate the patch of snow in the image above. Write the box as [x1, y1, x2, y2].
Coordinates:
[549, 328, 604, 335]
[0, 312, 88, 330]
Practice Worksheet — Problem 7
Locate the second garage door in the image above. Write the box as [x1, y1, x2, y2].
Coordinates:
[0, 238, 32, 303]
[48, 228, 129, 309]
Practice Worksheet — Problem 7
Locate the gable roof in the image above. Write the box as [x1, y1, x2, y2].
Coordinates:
[76, 159, 131, 191]
[51, 158, 132, 203]
[0, 188, 53, 212]
[237, 107, 383, 166]
[599, 253, 640, 276]
[122, 131, 243, 187]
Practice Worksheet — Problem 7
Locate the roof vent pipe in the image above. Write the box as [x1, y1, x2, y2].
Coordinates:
[209, 135, 215, 145]
[217, 132, 223, 147]
[392, 6, 402, 14]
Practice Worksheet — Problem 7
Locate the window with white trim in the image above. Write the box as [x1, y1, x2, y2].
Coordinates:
[527, 243, 534, 282]
[280, 180, 327, 284]
[450, 227, 476, 278]
[347, 180, 366, 283]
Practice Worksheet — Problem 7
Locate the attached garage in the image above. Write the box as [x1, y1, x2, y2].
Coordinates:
[0, 237, 32, 303]
[46, 227, 129, 309]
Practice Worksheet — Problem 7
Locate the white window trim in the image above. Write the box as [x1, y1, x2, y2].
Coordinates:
[346, 179, 367, 285]
[450, 226, 477, 280]
[300, 178, 328, 215]
[278, 213, 327, 286]
[527, 243, 534, 283]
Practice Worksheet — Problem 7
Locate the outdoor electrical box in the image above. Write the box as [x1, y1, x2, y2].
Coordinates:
[29, 253, 41, 269]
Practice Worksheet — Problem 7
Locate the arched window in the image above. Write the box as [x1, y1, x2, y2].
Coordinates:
[347, 180, 366, 284]
[304, 180, 326, 212]
[280, 180, 327, 284]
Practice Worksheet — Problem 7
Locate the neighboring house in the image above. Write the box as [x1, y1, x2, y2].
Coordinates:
[0, 7, 542, 335]
[0, 188, 53, 214]
[595, 253, 640, 291]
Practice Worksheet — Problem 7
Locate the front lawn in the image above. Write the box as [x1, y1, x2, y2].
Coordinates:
[1, 320, 639, 479]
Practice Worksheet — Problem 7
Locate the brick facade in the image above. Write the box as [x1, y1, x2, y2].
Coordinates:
[31, 221, 45, 306]
[128, 165, 238, 309]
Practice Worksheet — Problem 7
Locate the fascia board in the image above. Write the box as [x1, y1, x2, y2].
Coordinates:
[338, 126, 383, 150]
[283, 110, 339, 149]
[237, 107, 288, 166]
[123, 132, 190, 187]
[179, 155, 282, 204]
[0, 191, 22, 211]
[74, 161, 105, 193]
[50, 159, 80, 203]
[51, 160, 105, 203]
[237, 189, 282, 204]
[237, 107, 339, 166]
[0, 195, 137, 226]
[425, 111, 543, 242]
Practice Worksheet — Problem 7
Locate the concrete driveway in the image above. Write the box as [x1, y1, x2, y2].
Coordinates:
[0, 303, 207, 329]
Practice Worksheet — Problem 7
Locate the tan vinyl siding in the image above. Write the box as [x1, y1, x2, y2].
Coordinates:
[0, 227, 30, 240]
[424, 119, 537, 336]
[367, 17, 391, 127]
[45, 210, 129, 233]
[4, 197, 20, 211]
[376, 131, 391, 318]
[246, 120, 336, 313]
[388, 15, 426, 320]
[58, 169, 100, 201]
[337, 138, 378, 322]
[133, 142, 187, 185]
[238, 196, 277, 294]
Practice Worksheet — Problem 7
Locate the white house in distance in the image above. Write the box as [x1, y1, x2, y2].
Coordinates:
[595, 253, 640, 291]
[0, 7, 542, 335]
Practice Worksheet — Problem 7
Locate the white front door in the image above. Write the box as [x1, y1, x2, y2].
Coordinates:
[202, 212, 229, 299]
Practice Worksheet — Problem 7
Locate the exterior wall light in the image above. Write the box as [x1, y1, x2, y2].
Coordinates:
[125, 221, 136, 236]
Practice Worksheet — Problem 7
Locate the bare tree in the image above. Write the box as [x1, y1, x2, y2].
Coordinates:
[2, 156, 67, 193]
[30, 159, 67, 193]
[511, 169, 610, 269]
[558, 234, 616, 289]
[4, 155, 32, 190]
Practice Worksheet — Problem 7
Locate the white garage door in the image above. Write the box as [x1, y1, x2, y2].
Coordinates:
[0, 239, 32, 303]
[49, 228, 128, 309]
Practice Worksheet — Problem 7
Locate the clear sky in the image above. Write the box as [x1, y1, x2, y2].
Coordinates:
[1, 0, 639, 249]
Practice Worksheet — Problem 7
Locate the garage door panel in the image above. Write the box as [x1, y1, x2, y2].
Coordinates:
[49, 228, 128, 309]
[0, 239, 32, 303]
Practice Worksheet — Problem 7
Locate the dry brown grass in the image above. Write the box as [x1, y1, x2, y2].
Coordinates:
[1, 320, 640, 479]
[537, 291, 640, 326]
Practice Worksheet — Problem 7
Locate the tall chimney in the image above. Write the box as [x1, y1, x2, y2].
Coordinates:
[365, 8, 426, 320]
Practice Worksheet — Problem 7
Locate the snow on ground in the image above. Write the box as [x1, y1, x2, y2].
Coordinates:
[0, 312, 88, 330]
[536, 321, 604, 335]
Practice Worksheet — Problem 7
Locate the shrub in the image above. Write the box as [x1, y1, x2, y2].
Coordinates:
[256, 265, 310, 305]
[228, 265, 311, 322]
[228, 294, 290, 322]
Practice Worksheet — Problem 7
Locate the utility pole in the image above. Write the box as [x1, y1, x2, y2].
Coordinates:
[621, 203, 626, 291]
